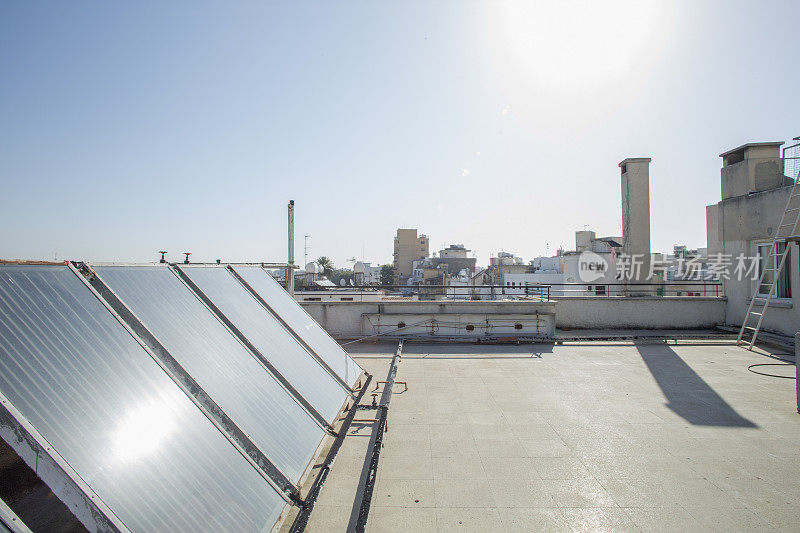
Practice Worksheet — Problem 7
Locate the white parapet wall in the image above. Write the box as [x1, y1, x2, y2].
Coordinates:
[300, 300, 556, 339]
[554, 297, 726, 329]
[299, 297, 727, 339]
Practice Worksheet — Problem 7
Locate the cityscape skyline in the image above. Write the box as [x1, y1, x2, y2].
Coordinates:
[1, 2, 798, 268]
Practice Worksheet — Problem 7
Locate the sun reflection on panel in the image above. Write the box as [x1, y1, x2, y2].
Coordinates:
[112, 400, 175, 463]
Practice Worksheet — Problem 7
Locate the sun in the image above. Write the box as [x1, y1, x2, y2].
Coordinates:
[496, 1, 666, 91]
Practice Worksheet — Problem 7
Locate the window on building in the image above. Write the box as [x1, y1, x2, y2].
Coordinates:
[757, 242, 792, 299]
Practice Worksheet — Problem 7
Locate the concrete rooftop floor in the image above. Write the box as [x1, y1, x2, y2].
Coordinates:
[296, 340, 799, 532]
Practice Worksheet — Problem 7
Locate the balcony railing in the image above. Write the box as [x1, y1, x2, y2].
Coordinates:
[288, 281, 724, 301]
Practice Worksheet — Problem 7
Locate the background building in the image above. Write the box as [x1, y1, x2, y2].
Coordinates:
[393, 228, 429, 285]
[706, 141, 798, 336]
[353, 261, 382, 285]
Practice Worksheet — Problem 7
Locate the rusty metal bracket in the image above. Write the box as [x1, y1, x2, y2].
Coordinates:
[373, 380, 408, 393]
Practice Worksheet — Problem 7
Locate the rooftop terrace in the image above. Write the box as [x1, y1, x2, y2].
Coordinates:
[293, 339, 799, 532]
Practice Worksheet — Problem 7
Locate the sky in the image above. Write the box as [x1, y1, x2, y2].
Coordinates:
[1, 1, 798, 269]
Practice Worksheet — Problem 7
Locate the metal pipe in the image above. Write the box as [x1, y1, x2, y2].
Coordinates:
[288, 373, 373, 533]
[351, 340, 403, 533]
[288, 200, 295, 296]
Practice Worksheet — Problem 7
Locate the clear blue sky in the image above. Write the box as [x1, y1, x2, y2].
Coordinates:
[1, 1, 798, 268]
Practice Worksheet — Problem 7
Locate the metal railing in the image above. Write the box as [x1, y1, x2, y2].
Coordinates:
[288, 281, 724, 301]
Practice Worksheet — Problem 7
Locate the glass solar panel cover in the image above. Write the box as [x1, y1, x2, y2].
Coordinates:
[180, 266, 348, 423]
[233, 266, 362, 388]
[0, 264, 284, 532]
[93, 265, 324, 484]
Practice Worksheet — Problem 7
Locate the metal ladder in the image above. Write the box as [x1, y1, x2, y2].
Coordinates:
[737, 173, 800, 349]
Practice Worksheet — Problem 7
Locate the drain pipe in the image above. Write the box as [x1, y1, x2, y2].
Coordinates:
[351, 340, 403, 533]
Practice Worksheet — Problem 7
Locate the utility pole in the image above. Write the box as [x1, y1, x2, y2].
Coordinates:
[287, 200, 295, 296]
[304, 234, 311, 266]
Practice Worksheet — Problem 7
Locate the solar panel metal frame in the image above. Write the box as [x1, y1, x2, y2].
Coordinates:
[73, 262, 300, 498]
[172, 264, 334, 432]
[227, 264, 363, 390]
[1, 262, 297, 531]
[0, 496, 28, 533]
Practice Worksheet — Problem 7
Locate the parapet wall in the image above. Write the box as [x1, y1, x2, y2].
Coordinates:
[299, 297, 727, 339]
[554, 297, 726, 330]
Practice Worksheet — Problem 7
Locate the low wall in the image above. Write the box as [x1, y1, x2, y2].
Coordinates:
[554, 296, 726, 330]
[299, 297, 727, 339]
[300, 300, 556, 339]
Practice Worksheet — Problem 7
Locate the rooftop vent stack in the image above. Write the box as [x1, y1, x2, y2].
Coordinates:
[158, 251, 167, 263]
[620, 158, 652, 286]
[287, 200, 295, 296]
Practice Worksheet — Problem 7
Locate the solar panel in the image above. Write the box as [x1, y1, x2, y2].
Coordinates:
[177, 265, 349, 423]
[0, 264, 284, 532]
[232, 266, 363, 388]
[93, 265, 324, 484]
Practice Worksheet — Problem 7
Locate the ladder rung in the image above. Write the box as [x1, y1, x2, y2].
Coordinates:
[750, 312, 763, 316]
[779, 223, 797, 228]
[786, 207, 800, 213]
[744, 326, 757, 331]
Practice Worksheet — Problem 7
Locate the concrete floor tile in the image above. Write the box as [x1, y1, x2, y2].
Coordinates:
[479, 456, 538, 479]
[378, 453, 433, 480]
[303, 505, 353, 533]
[474, 437, 529, 458]
[434, 478, 496, 508]
[486, 478, 555, 508]
[429, 424, 472, 440]
[560, 507, 639, 533]
[549, 478, 618, 508]
[598, 479, 678, 508]
[687, 506, 778, 532]
[434, 507, 504, 532]
[432, 455, 486, 479]
[366, 507, 437, 533]
[373, 479, 435, 508]
[381, 437, 430, 457]
[520, 438, 573, 457]
[499, 507, 572, 532]
[532, 457, 594, 479]
[761, 507, 800, 530]
[623, 506, 701, 533]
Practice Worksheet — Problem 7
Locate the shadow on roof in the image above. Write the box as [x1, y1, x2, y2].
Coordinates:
[635, 342, 757, 427]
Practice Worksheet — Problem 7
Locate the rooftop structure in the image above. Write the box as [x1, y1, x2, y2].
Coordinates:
[293, 339, 800, 532]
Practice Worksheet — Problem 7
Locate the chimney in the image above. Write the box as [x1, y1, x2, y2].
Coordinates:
[287, 200, 295, 296]
[620, 158, 651, 283]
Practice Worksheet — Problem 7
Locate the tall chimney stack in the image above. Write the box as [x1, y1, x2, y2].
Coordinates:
[287, 200, 295, 296]
[619, 158, 652, 285]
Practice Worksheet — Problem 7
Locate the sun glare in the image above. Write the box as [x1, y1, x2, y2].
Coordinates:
[112, 400, 175, 464]
[498, 1, 665, 90]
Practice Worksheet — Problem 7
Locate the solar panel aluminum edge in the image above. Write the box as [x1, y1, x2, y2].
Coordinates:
[178, 265, 348, 424]
[231, 266, 363, 388]
[91, 264, 325, 484]
[0, 264, 284, 532]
